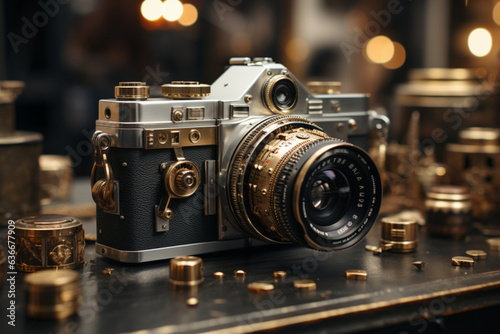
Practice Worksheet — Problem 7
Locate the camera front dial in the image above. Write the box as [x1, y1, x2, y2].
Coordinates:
[228, 116, 382, 251]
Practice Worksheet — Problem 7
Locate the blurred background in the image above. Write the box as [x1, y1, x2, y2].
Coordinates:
[1, 0, 499, 176]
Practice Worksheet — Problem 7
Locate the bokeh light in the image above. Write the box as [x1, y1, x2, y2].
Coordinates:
[162, 0, 183, 22]
[141, 0, 163, 22]
[383, 42, 406, 69]
[365, 36, 394, 64]
[285, 38, 310, 62]
[493, 2, 500, 25]
[179, 3, 198, 26]
[468, 28, 492, 57]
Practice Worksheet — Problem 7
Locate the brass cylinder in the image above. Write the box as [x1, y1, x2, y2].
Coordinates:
[425, 185, 473, 239]
[0, 81, 43, 224]
[380, 217, 418, 252]
[24, 269, 81, 319]
[169, 256, 203, 287]
[39, 155, 74, 205]
[15, 215, 85, 272]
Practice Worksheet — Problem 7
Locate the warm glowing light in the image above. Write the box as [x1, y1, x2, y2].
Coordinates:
[162, 0, 183, 22]
[179, 3, 198, 26]
[494, 2, 500, 25]
[141, 0, 163, 21]
[285, 38, 310, 62]
[384, 42, 406, 69]
[468, 28, 492, 57]
[365, 36, 394, 64]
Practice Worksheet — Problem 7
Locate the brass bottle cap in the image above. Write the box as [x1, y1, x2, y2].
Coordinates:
[306, 81, 341, 95]
[15, 215, 85, 272]
[24, 269, 81, 319]
[115, 82, 150, 100]
[169, 256, 204, 287]
[161, 81, 211, 99]
[380, 217, 418, 253]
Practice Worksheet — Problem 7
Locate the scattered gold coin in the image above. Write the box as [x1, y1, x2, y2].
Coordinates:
[234, 270, 245, 277]
[451, 256, 474, 267]
[293, 279, 316, 291]
[465, 250, 487, 260]
[273, 271, 286, 278]
[213, 272, 224, 279]
[247, 282, 274, 294]
[345, 269, 368, 280]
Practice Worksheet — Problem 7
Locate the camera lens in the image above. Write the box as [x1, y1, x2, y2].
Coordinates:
[272, 80, 296, 110]
[263, 75, 298, 114]
[229, 116, 382, 251]
[306, 169, 350, 225]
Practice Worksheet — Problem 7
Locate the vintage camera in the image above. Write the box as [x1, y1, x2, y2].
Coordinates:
[91, 57, 388, 263]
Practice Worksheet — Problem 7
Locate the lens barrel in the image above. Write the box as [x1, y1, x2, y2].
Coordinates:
[229, 117, 382, 251]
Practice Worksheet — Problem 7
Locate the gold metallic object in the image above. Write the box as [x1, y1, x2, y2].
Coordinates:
[345, 270, 368, 280]
[381, 243, 394, 251]
[144, 127, 216, 149]
[39, 155, 74, 205]
[306, 81, 341, 95]
[486, 238, 500, 251]
[162, 81, 211, 99]
[451, 256, 475, 267]
[24, 269, 81, 319]
[15, 215, 85, 273]
[446, 128, 500, 221]
[213, 271, 224, 279]
[412, 261, 425, 270]
[273, 271, 286, 278]
[169, 256, 204, 287]
[365, 245, 379, 252]
[91, 131, 116, 212]
[186, 297, 199, 306]
[380, 217, 418, 253]
[425, 185, 473, 239]
[465, 250, 487, 260]
[0, 81, 43, 223]
[115, 82, 150, 100]
[392, 68, 499, 154]
[293, 279, 316, 291]
[234, 270, 246, 277]
[248, 282, 275, 294]
[263, 75, 298, 114]
[102, 268, 114, 276]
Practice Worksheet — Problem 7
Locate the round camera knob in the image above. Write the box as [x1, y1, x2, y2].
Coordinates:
[115, 82, 150, 100]
[176, 169, 197, 190]
[162, 81, 211, 99]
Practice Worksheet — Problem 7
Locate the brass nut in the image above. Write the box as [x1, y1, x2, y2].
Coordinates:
[24, 269, 81, 319]
[248, 282, 275, 294]
[293, 279, 316, 291]
[451, 256, 475, 267]
[169, 256, 204, 287]
[465, 250, 487, 260]
[345, 270, 368, 280]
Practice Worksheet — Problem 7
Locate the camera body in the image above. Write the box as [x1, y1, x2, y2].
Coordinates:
[92, 57, 388, 263]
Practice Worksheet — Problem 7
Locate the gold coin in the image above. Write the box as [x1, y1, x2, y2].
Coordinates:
[451, 256, 474, 267]
[465, 250, 487, 260]
[273, 271, 286, 278]
[234, 270, 246, 277]
[247, 282, 275, 294]
[345, 269, 368, 280]
[213, 271, 224, 279]
[293, 279, 316, 291]
[487, 238, 500, 251]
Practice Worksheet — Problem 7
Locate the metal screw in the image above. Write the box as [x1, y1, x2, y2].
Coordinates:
[162, 224, 167, 229]
[160, 163, 168, 172]
[244, 94, 253, 103]
[120, 216, 124, 220]
[348, 119, 357, 130]
[122, 162, 128, 167]
[172, 109, 184, 122]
